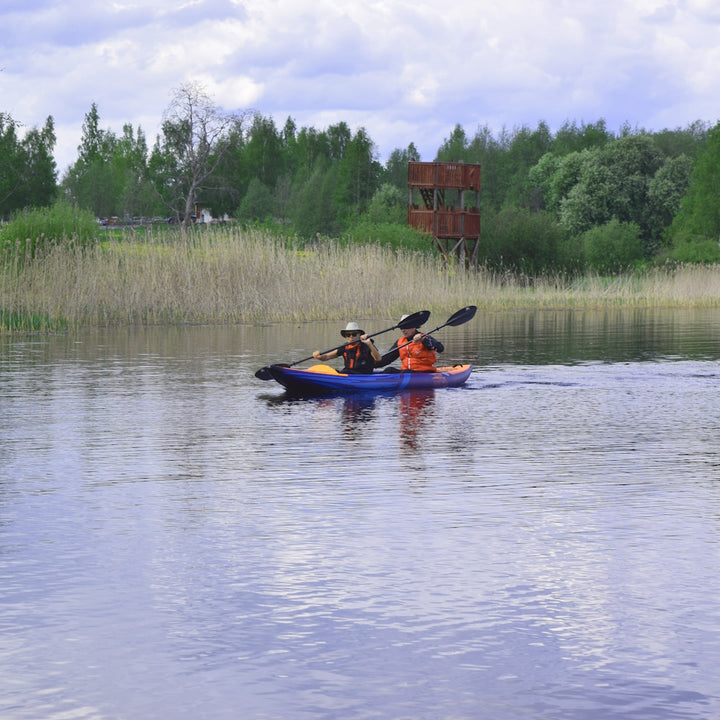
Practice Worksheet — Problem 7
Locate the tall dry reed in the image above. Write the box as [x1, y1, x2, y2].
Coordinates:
[3, 226, 720, 329]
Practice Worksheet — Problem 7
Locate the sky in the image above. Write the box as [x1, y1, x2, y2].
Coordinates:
[3, 0, 720, 176]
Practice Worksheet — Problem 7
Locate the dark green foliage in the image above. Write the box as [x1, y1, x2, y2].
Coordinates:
[365, 184, 407, 225]
[384, 143, 421, 191]
[664, 122, 720, 249]
[479, 207, 570, 274]
[237, 178, 274, 222]
[551, 119, 612, 155]
[340, 220, 434, 254]
[647, 155, 694, 247]
[6, 85, 719, 273]
[581, 219, 644, 273]
[63, 104, 157, 219]
[332, 128, 382, 217]
[1, 113, 57, 217]
[0, 200, 98, 259]
[529, 133, 693, 258]
[664, 237, 720, 264]
[650, 120, 708, 160]
[560, 134, 664, 242]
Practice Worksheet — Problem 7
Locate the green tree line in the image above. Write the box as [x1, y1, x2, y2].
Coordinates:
[3, 81, 720, 272]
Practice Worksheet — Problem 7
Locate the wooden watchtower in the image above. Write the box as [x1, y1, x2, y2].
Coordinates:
[407, 161, 481, 268]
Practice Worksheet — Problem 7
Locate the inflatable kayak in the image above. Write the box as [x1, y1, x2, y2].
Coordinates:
[267, 363, 472, 396]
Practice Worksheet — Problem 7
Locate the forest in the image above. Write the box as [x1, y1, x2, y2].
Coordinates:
[2, 81, 720, 274]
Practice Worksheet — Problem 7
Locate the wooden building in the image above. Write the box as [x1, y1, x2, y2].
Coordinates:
[407, 161, 481, 268]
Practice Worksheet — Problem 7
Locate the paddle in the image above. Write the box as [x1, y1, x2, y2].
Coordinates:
[254, 309, 431, 380]
[378, 305, 477, 365]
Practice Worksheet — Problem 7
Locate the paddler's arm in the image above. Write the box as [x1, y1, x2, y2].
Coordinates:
[420, 334, 444, 352]
[313, 349, 340, 362]
[362, 334, 382, 362]
[375, 339, 399, 368]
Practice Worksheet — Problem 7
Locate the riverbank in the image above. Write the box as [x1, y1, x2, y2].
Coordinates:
[2, 226, 720, 331]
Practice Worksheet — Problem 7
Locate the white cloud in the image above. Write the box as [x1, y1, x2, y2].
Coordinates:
[3, 0, 720, 174]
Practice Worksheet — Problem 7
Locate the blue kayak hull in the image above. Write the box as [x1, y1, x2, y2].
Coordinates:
[267, 364, 472, 396]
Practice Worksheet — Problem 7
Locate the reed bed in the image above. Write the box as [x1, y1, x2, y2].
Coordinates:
[2, 226, 720, 331]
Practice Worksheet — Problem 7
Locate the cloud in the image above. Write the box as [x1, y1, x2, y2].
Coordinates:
[3, 0, 720, 175]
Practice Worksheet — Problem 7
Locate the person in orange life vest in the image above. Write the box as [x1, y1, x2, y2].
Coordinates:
[312, 321, 382, 374]
[376, 314, 444, 372]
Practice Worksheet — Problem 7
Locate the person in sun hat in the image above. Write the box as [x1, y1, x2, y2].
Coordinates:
[376, 313, 444, 372]
[312, 321, 382, 374]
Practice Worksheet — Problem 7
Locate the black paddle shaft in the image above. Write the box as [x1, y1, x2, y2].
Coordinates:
[255, 309, 431, 380]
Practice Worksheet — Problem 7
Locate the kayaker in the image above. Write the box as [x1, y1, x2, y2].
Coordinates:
[377, 314, 444, 372]
[312, 321, 382, 374]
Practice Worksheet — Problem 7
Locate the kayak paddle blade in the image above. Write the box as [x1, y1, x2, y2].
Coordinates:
[446, 305, 477, 326]
[397, 309, 430, 329]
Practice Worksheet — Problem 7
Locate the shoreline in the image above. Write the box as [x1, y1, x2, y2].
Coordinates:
[3, 227, 720, 332]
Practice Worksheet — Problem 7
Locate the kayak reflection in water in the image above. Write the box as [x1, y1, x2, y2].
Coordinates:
[312, 321, 382, 374]
[376, 314, 445, 372]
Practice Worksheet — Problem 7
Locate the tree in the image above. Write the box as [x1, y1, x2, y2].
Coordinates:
[327, 121, 352, 161]
[113, 123, 156, 218]
[651, 120, 708, 160]
[148, 82, 251, 225]
[243, 114, 284, 189]
[333, 127, 381, 217]
[503, 122, 554, 207]
[647, 154, 693, 247]
[437, 124, 469, 162]
[288, 160, 334, 238]
[384, 143, 420, 191]
[365, 183, 406, 224]
[480, 206, 568, 273]
[0, 113, 24, 215]
[581, 219, 644, 273]
[1, 112, 57, 215]
[665, 122, 720, 246]
[466, 125, 505, 210]
[62, 103, 127, 218]
[77, 103, 105, 166]
[16, 117, 58, 208]
[552, 119, 612, 155]
[291, 126, 332, 175]
[554, 134, 665, 254]
[237, 177, 273, 222]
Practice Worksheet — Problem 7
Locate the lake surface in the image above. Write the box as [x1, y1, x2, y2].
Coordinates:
[2, 308, 720, 719]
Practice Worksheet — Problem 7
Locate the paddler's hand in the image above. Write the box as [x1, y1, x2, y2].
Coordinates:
[313, 351, 323, 360]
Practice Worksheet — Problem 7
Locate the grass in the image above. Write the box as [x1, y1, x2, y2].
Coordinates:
[2, 225, 720, 332]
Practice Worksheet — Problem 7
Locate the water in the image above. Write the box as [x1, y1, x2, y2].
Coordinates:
[2, 309, 720, 719]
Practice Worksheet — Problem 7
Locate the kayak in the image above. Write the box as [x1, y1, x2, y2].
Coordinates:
[267, 363, 472, 396]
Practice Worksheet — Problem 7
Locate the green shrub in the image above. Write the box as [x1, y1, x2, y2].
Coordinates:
[365, 184, 407, 225]
[0, 200, 98, 260]
[340, 220, 435, 254]
[663, 236, 720, 264]
[480, 206, 568, 273]
[581, 219, 644, 273]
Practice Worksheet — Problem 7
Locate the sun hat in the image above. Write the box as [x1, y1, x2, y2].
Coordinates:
[341, 321, 364, 337]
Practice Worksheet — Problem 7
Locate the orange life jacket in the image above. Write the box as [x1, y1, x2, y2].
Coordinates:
[396, 334, 437, 372]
